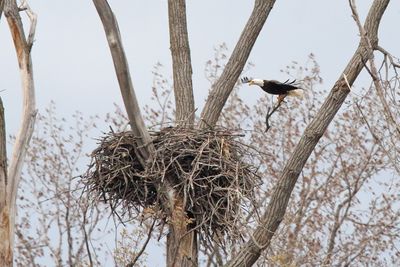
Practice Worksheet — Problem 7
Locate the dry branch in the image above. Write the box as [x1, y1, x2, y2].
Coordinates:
[168, 0, 195, 127]
[265, 100, 284, 132]
[349, 0, 400, 138]
[92, 0, 154, 165]
[225, 0, 390, 266]
[1, 0, 37, 265]
[199, 0, 277, 129]
[0, 0, 4, 20]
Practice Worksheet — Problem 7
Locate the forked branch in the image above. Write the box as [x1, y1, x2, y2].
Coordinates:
[5, 0, 37, 210]
[225, 0, 390, 266]
[1, 0, 37, 264]
[349, 0, 400, 137]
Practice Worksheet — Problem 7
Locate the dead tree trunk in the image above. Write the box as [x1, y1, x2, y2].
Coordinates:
[0, 0, 37, 265]
[225, 0, 390, 266]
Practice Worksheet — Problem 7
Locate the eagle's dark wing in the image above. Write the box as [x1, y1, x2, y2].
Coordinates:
[282, 79, 299, 86]
[241, 77, 252, 84]
[263, 80, 300, 95]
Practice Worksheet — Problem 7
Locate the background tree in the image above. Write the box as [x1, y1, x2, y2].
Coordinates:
[0, 0, 37, 265]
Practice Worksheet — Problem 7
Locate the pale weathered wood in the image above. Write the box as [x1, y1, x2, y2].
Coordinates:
[225, 1, 390, 266]
[1, 1, 37, 265]
[168, 0, 195, 127]
[92, 0, 154, 165]
[199, 0, 276, 129]
[0, 0, 4, 20]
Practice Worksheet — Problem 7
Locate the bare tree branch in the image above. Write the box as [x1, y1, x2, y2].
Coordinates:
[349, 0, 400, 137]
[92, 0, 154, 165]
[0, 97, 9, 264]
[126, 219, 156, 267]
[225, 0, 390, 266]
[265, 100, 284, 132]
[168, 0, 195, 127]
[0, 0, 37, 265]
[199, 0, 277, 128]
[0, 0, 4, 20]
[5, 0, 37, 209]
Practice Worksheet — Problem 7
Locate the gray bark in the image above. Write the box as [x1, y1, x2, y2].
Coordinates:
[167, 1, 197, 266]
[225, 0, 390, 266]
[199, 0, 276, 129]
[168, 0, 195, 127]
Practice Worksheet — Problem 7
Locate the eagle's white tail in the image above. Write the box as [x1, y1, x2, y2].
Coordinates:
[288, 89, 304, 98]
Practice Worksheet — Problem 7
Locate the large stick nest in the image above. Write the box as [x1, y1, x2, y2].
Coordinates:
[83, 127, 260, 242]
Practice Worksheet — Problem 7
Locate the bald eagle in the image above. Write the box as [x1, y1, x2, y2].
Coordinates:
[241, 77, 304, 103]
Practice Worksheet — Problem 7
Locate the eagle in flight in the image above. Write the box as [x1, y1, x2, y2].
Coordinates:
[241, 77, 304, 103]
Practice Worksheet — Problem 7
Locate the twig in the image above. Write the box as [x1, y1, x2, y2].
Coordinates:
[126, 219, 156, 267]
[19, 0, 37, 50]
[376, 45, 400, 70]
[265, 100, 284, 132]
[349, 0, 400, 137]
[82, 205, 94, 267]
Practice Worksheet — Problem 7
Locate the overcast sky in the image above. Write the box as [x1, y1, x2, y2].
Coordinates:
[1, 0, 399, 265]
[1, 0, 399, 138]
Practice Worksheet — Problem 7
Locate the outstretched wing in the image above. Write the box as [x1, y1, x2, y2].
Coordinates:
[240, 77, 253, 84]
[281, 79, 299, 85]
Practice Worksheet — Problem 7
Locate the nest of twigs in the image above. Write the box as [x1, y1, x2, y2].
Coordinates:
[83, 127, 260, 242]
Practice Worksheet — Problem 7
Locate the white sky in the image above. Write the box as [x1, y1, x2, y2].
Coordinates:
[1, 0, 399, 266]
[1, 0, 399, 137]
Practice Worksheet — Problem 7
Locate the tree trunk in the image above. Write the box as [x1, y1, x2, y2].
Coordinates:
[168, 0, 195, 127]
[0, 98, 11, 266]
[1, 1, 37, 266]
[166, 193, 198, 267]
[167, 1, 197, 266]
[225, 0, 390, 266]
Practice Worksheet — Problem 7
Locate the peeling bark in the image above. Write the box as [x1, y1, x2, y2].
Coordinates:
[166, 192, 198, 267]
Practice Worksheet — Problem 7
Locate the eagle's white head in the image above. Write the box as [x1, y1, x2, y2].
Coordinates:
[248, 79, 264, 87]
